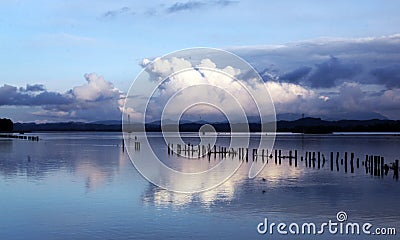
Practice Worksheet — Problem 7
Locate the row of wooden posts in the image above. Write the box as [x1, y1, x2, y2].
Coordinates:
[122, 138, 140, 151]
[0, 134, 39, 141]
[165, 143, 400, 180]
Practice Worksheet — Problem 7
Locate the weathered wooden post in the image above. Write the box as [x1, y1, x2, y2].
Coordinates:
[295, 150, 298, 167]
[312, 152, 315, 168]
[278, 150, 282, 165]
[262, 149, 265, 162]
[336, 152, 340, 172]
[377, 156, 381, 177]
[198, 145, 200, 158]
[344, 152, 348, 173]
[370, 155, 373, 176]
[330, 152, 334, 171]
[317, 152, 320, 169]
[350, 153, 354, 173]
[214, 145, 216, 159]
[394, 160, 399, 180]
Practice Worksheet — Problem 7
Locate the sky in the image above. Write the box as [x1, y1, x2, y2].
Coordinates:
[1, 0, 400, 122]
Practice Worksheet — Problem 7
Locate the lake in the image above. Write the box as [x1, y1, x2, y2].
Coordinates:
[0, 132, 399, 239]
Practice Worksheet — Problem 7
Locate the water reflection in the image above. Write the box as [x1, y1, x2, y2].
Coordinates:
[0, 132, 399, 240]
[137, 133, 400, 226]
[0, 133, 125, 191]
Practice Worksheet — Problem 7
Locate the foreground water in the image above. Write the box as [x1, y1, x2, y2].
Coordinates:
[0, 132, 399, 239]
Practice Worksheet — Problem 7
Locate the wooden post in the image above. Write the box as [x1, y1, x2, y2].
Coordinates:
[262, 149, 265, 162]
[317, 152, 320, 169]
[289, 150, 292, 166]
[312, 152, 315, 168]
[370, 155, 373, 176]
[295, 150, 298, 167]
[336, 152, 339, 172]
[275, 149, 277, 164]
[377, 156, 381, 176]
[350, 153, 354, 173]
[278, 150, 282, 165]
[214, 145, 216, 159]
[380, 157, 384, 177]
[246, 148, 248, 162]
[330, 152, 334, 171]
[344, 152, 348, 173]
[198, 145, 200, 158]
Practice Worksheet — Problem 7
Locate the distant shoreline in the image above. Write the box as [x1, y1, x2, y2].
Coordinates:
[11, 117, 400, 134]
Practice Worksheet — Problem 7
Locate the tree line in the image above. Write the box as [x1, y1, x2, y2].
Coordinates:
[0, 118, 13, 132]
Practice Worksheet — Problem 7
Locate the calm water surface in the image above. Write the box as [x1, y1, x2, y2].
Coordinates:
[0, 132, 399, 239]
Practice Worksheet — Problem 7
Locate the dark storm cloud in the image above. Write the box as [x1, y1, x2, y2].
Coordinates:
[228, 35, 400, 119]
[371, 65, 400, 88]
[231, 34, 400, 88]
[306, 56, 362, 88]
[0, 84, 71, 106]
[20, 84, 46, 92]
[279, 66, 312, 84]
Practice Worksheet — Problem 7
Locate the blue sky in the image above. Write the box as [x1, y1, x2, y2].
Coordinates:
[1, 0, 400, 122]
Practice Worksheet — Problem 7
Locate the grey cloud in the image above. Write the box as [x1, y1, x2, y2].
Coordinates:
[166, 1, 206, 13]
[102, 7, 133, 19]
[0, 84, 71, 106]
[371, 65, 400, 88]
[20, 84, 46, 92]
[279, 66, 312, 84]
[1, 73, 123, 122]
[306, 56, 362, 88]
[232, 34, 400, 88]
[166, 0, 237, 13]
